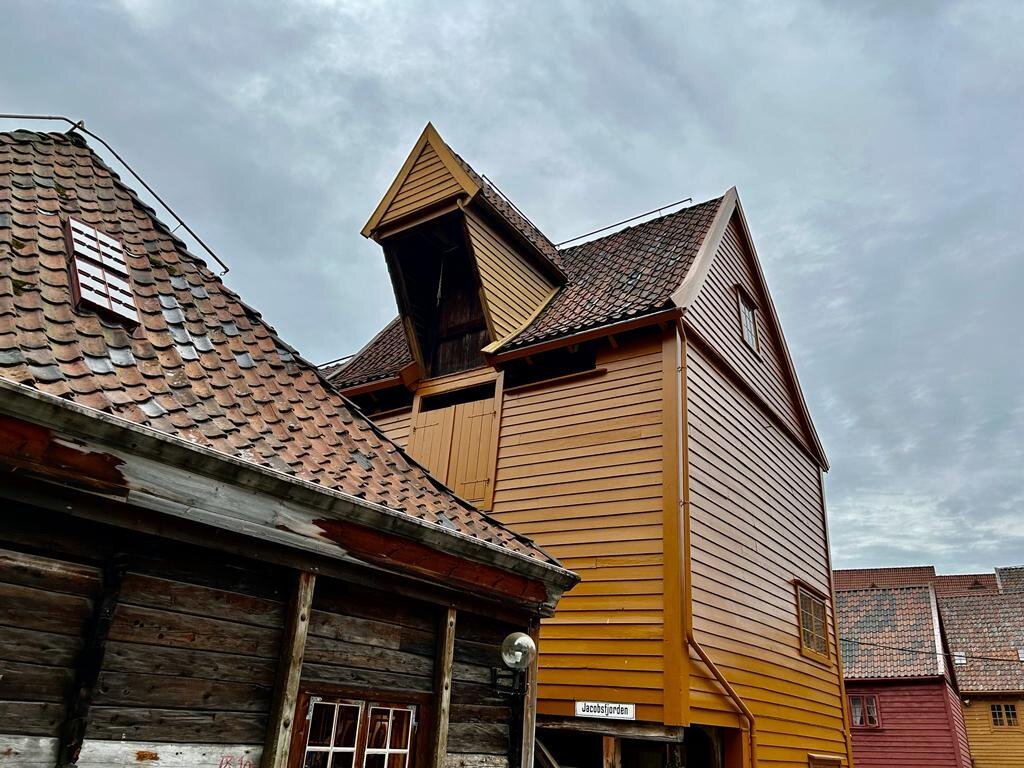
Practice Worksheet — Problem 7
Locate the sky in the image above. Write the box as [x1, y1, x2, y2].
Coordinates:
[2, 0, 1021, 572]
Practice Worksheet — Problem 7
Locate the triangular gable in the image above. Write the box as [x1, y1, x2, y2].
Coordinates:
[673, 188, 828, 469]
[362, 123, 480, 238]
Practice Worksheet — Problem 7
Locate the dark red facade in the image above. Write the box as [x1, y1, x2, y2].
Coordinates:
[846, 679, 970, 768]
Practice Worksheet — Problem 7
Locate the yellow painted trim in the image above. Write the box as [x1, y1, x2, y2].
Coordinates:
[362, 123, 480, 238]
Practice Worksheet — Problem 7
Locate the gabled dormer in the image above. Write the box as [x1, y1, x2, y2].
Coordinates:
[362, 124, 564, 378]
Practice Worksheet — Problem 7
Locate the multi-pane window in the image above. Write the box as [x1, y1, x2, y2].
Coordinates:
[302, 699, 415, 768]
[65, 217, 140, 324]
[797, 585, 829, 661]
[364, 706, 413, 768]
[738, 289, 758, 350]
[991, 703, 1019, 728]
[849, 694, 880, 728]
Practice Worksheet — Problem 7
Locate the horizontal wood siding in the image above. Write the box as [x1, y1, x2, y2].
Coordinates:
[961, 695, 1024, 768]
[846, 680, 969, 768]
[685, 341, 847, 765]
[373, 408, 413, 448]
[685, 218, 804, 441]
[89, 566, 286, 745]
[465, 211, 553, 340]
[0, 547, 95, 763]
[490, 334, 667, 721]
[946, 682, 972, 768]
[301, 579, 437, 696]
[380, 142, 463, 226]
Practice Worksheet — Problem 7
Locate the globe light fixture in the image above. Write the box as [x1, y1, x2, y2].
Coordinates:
[501, 632, 537, 671]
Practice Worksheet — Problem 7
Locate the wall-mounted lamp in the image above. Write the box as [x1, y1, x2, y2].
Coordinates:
[492, 632, 537, 696]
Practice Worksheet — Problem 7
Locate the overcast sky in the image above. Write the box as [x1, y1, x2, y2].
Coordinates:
[3, 0, 1021, 572]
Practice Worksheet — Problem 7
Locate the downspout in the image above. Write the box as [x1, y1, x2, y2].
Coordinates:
[676, 320, 758, 768]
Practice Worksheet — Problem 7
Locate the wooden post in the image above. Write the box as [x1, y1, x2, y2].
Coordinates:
[520, 622, 541, 768]
[263, 570, 316, 768]
[432, 606, 457, 768]
[56, 559, 124, 767]
[602, 736, 621, 768]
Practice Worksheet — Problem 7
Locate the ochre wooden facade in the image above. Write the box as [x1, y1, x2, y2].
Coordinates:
[961, 696, 1024, 768]
[335, 125, 853, 767]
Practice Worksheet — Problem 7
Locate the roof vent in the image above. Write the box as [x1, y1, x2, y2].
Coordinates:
[65, 217, 140, 325]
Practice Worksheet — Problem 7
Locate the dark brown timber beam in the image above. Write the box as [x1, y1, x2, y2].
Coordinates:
[263, 570, 316, 768]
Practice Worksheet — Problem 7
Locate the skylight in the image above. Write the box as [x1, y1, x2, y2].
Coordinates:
[65, 217, 140, 325]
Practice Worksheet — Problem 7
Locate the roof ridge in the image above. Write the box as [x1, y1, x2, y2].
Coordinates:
[557, 195, 724, 255]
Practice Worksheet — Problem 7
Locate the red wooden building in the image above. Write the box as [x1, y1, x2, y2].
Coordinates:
[835, 584, 971, 768]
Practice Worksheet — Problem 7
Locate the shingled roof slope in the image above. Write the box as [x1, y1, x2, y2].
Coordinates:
[503, 195, 724, 349]
[0, 129, 555, 565]
[998, 566, 1024, 594]
[934, 573, 999, 596]
[328, 197, 723, 387]
[836, 586, 944, 679]
[833, 566, 937, 591]
[940, 592, 1024, 693]
[328, 317, 413, 389]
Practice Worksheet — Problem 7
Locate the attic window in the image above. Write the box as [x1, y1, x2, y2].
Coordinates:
[1017, 649, 1024, 662]
[737, 287, 758, 351]
[65, 217, 140, 325]
[953, 652, 967, 666]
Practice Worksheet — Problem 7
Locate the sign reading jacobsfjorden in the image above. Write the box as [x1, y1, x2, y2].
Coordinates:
[574, 701, 636, 720]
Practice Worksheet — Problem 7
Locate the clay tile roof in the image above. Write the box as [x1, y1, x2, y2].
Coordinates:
[998, 566, 1024, 594]
[836, 586, 943, 679]
[939, 591, 1024, 693]
[330, 196, 724, 387]
[833, 566, 936, 591]
[934, 573, 999, 597]
[501, 196, 723, 350]
[0, 129, 555, 566]
[329, 317, 413, 389]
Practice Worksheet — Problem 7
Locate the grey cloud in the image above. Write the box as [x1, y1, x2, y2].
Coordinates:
[1, 0, 1021, 571]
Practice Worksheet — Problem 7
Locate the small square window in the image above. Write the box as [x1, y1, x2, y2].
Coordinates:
[849, 694, 881, 728]
[737, 289, 758, 351]
[1017, 649, 1024, 662]
[991, 703, 1018, 728]
[796, 584, 829, 661]
[953, 652, 967, 666]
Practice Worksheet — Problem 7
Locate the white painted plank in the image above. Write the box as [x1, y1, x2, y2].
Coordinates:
[0, 735, 58, 767]
[76, 740, 262, 767]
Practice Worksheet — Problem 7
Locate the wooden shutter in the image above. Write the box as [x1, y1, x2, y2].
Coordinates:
[408, 407, 454, 481]
[406, 395, 497, 507]
[446, 399, 497, 505]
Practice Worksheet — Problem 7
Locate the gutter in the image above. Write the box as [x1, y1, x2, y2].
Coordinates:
[676, 320, 758, 768]
[0, 378, 578, 603]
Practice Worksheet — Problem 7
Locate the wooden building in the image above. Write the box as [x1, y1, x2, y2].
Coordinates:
[327, 124, 852, 767]
[835, 584, 971, 768]
[0, 129, 578, 768]
[939, 572, 1024, 768]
